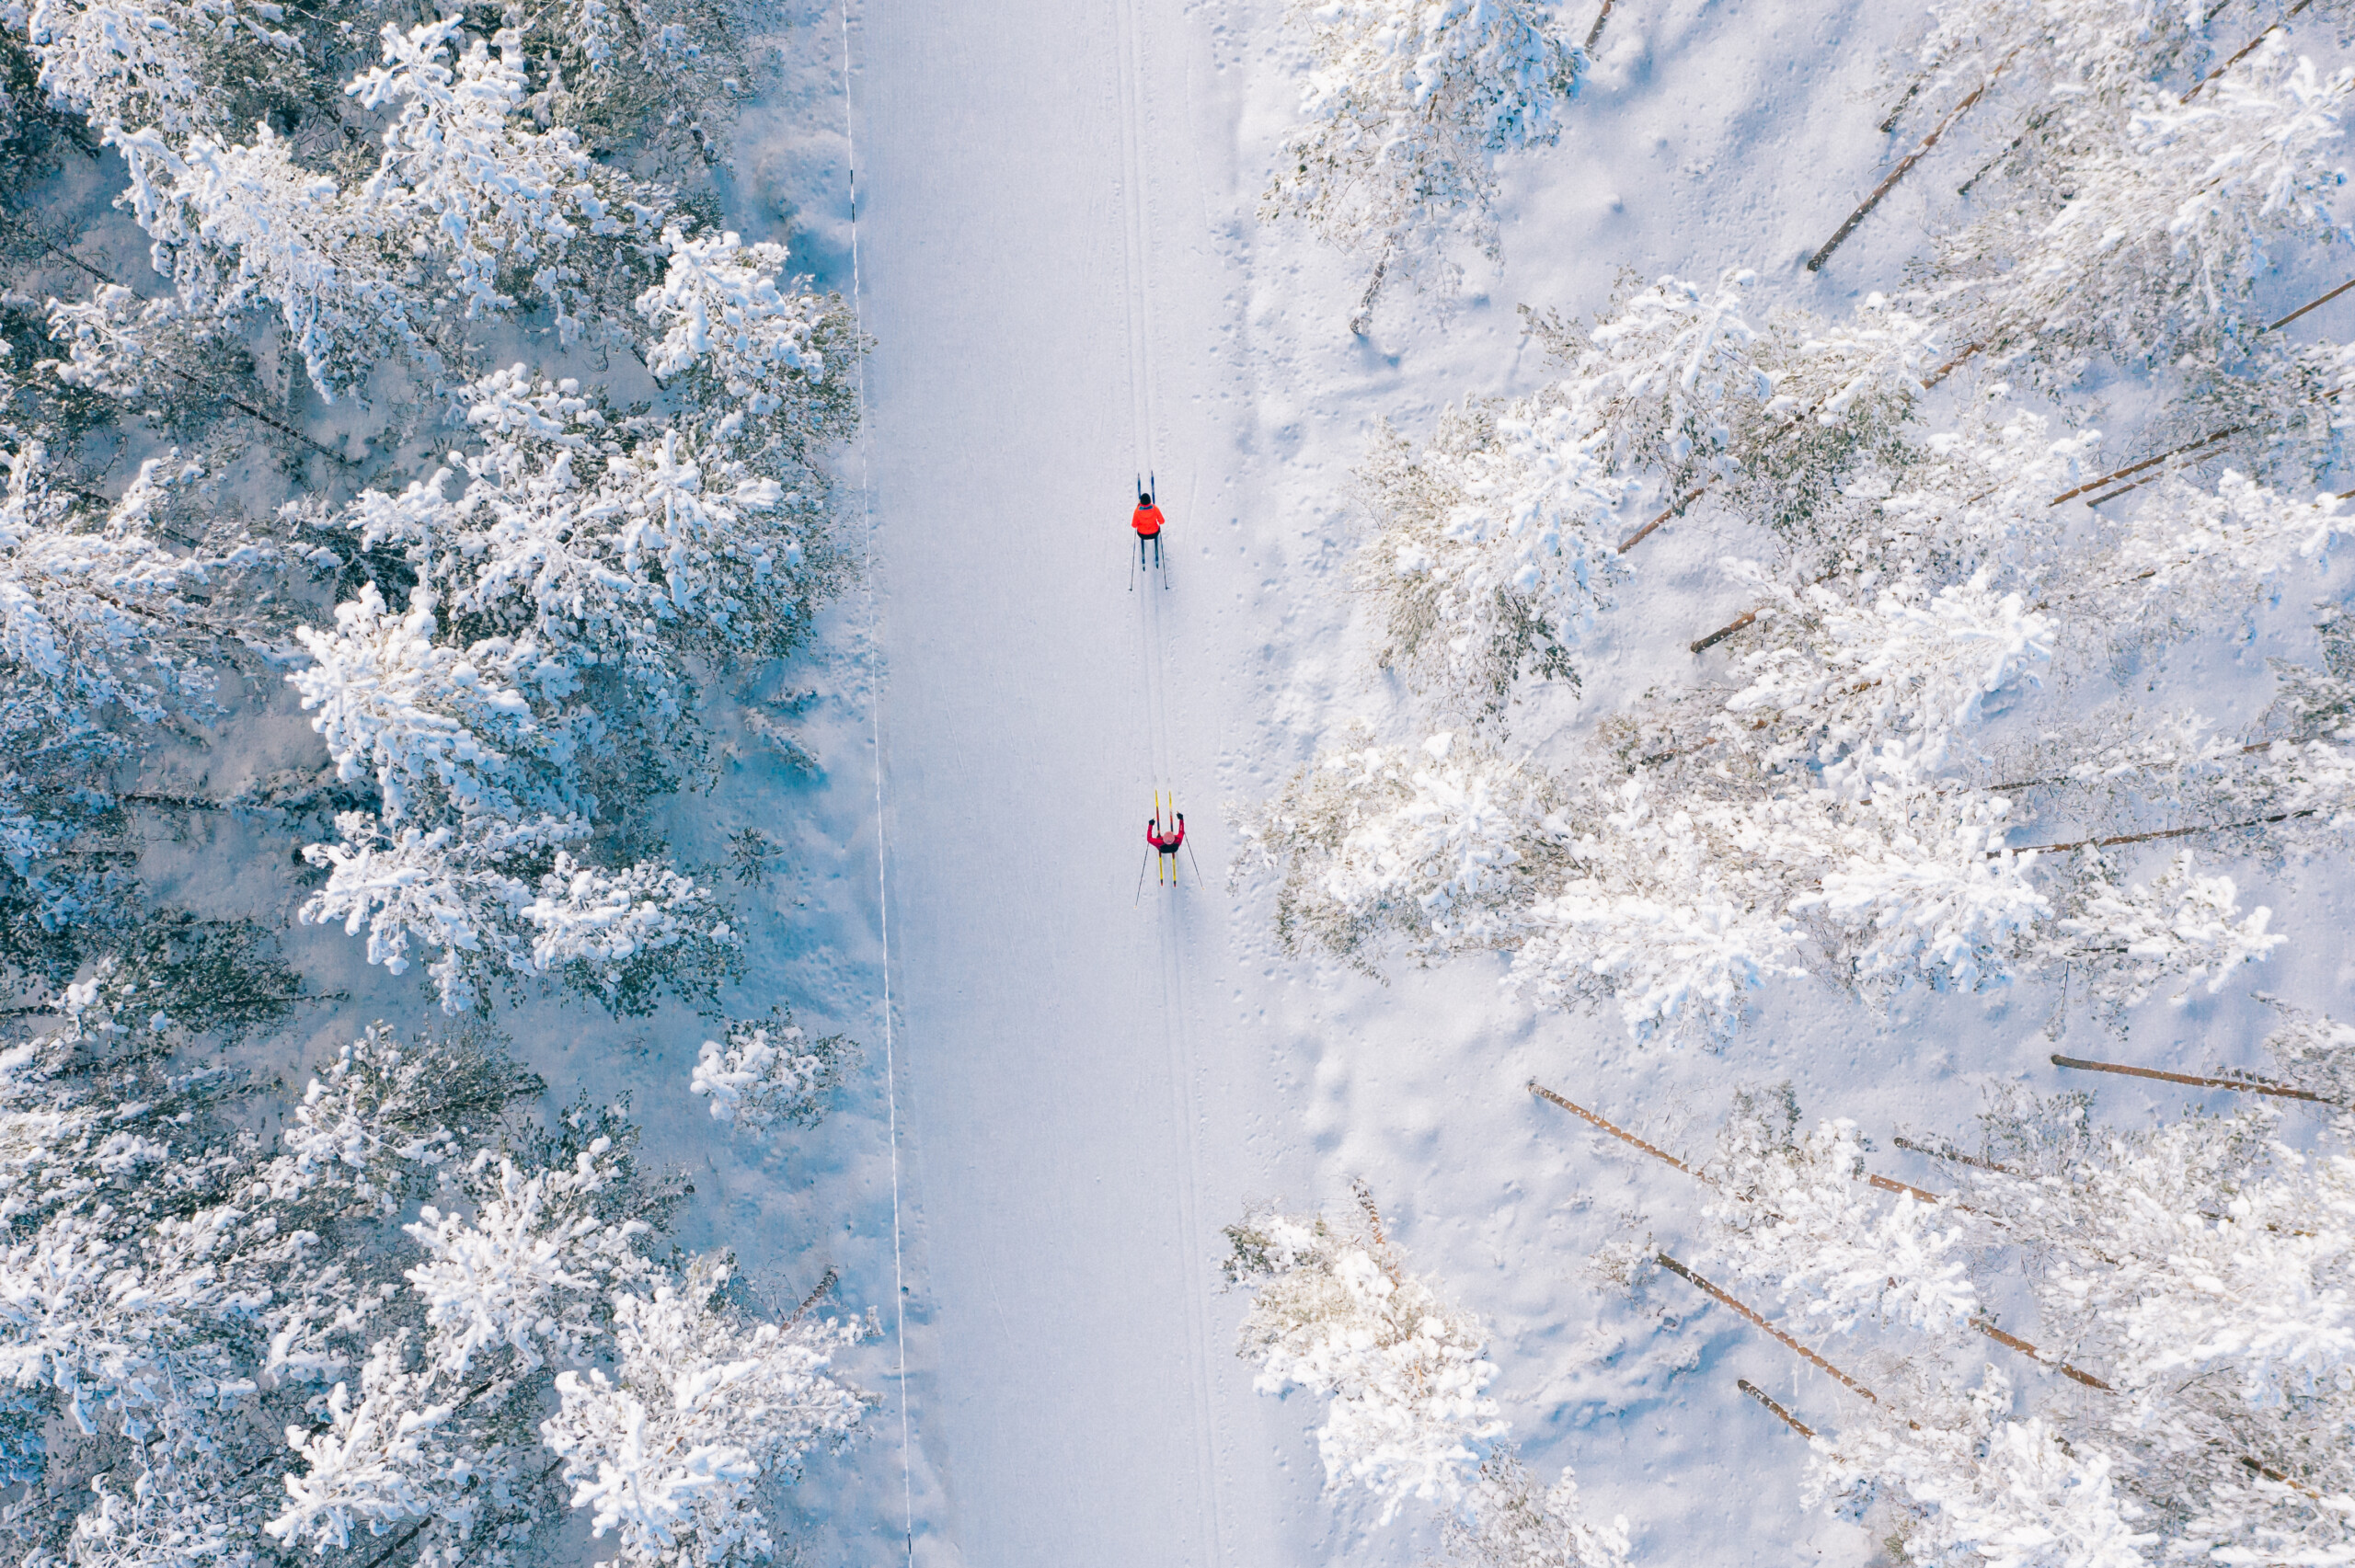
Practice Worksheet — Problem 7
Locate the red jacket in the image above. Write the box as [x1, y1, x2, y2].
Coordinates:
[1147, 816, 1185, 850]
[1132, 502, 1166, 537]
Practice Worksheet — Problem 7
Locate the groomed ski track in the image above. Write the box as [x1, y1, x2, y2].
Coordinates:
[853, 2, 1297, 1560]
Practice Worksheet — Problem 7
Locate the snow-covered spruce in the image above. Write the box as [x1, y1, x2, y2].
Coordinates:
[1221, 1196, 1507, 1521]
[691, 1008, 856, 1136]
[0, 1001, 869, 1564]
[1265, 0, 1583, 323]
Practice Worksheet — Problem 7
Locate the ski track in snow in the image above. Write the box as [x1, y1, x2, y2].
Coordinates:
[706, 1, 2355, 1562]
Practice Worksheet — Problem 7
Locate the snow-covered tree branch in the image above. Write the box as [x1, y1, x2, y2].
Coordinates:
[1266, 0, 1584, 324]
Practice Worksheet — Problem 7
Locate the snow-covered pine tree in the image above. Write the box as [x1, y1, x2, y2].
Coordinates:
[288, 355, 858, 1013]
[2254, 994, 2355, 1106]
[1768, 1072, 2355, 1564]
[1929, 29, 2353, 383]
[540, 1255, 875, 1566]
[1264, 0, 1584, 327]
[1359, 280, 1968, 718]
[0, 426, 288, 982]
[637, 225, 864, 463]
[1700, 1087, 1982, 1337]
[1222, 1194, 1507, 1521]
[98, 16, 677, 400]
[1803, 1365, 2156, 1568]
[1263, 305, 2355, 1043]
[0, 3, 876, 1556]
[1246, 704, 2284, 1046]
[0, 996, 870, 1565]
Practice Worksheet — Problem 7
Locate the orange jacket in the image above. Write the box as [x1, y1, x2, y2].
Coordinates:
[1132, 502, 1166, 537]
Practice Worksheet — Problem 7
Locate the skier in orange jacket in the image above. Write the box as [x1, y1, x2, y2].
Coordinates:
[1132, 487, 1166, 569]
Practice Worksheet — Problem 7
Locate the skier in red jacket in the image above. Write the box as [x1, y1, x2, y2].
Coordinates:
[1132, 488, 1166, 569]
[1147, 812, 1184, 886]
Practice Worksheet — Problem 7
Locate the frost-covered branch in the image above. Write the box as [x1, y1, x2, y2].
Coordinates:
[1222, 1198, 1506, 1520]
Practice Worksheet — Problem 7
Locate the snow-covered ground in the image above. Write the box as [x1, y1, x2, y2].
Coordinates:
[10, 0, 2346, 1551]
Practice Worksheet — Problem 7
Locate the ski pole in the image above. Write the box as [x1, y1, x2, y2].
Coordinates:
[1135, 852, 1147, 905]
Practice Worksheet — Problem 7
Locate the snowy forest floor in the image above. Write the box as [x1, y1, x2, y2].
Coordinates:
[718, 0, 2355, 1562]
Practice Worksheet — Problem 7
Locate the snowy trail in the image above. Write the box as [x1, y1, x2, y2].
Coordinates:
[853, 1, 1289, 1559]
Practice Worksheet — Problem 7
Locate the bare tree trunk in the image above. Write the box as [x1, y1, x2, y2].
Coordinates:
[1997, 810, 2308, 856]
[1534, 1082, 2113, 1384]
[1615, 483, 1709, 554]
[2182, 0, 2315, 103]
[1737, 1377, 1818, 1437]
[1809, 54, 2017, 272]
[1689, 609, 1755, 654]
[1528, 1081, 1694, 1172]
[1892, 1134, 2015, 1174]
[786, 1266, 840, 1326]
[1878, 76, 1925, 135]
[1656, 1252, 1890, 1405]
[2048, 426, 2251, 506]
[2051, 1052, 2338, 1104]
[1583, 0, 1614, 53]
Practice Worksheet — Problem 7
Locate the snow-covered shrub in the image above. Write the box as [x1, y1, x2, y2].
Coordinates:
[1265, 0, 1583, 319]
[1222, 1197, 1506, 1521]
[691, 1009, 855, 1135]
[1439, 1443, 1632, 1568]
